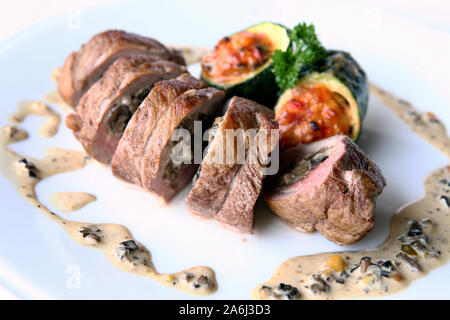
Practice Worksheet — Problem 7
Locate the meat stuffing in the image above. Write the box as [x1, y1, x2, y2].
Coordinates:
[186, 97, 278, 233]
[58, 30, 184, 106]
[263, 135, 386, 245]
[112, 74, 225, 202]
[65, 55, 186, 164]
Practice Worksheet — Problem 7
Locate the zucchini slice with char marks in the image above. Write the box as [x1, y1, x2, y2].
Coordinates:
[275, 50, 368, 149]
[201, 22, 290, 106]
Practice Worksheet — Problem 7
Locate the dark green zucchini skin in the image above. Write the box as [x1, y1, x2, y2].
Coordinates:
[201, 22, 290, 108]
[205, 66, 279, 107]
[320, 50, 369, 123]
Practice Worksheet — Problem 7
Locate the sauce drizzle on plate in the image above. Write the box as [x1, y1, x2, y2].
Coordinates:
[253, 84, 450, 300]
[0, 101, 217, 296]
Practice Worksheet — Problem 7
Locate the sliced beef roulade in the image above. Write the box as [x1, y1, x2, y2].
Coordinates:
[186, 97, 279, 233]
[264, 135, 386, 245]
[112, 74, 225, 203]
[65, 55, 186, 164]
[111, 74, 206, 187]
[58, 30, 184, 106]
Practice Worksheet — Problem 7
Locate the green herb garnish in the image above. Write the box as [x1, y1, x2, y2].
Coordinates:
[272, 23, 327, 91]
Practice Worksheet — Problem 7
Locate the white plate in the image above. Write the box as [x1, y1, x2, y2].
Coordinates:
[0, 0, 449, 299]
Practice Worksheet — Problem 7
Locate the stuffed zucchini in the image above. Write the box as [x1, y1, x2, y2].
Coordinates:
[275, 50, 368, 149]
[201, 22, 290, 106]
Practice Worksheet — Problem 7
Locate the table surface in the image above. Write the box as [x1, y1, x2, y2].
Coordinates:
[1, 0, 449, 300]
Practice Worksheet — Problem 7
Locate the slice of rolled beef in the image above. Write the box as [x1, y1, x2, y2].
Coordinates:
[111, 74, 207, 188]
[58, 30, 184, 106]
[65, 55, 186, 164]
[186, 97, 278, 233]
[168, 48, 186, 66]
[112, 75, 225, 202]
[264, 135, 386, 245]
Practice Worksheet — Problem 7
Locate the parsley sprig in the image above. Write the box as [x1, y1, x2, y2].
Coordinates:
[272, 23, 327, 91]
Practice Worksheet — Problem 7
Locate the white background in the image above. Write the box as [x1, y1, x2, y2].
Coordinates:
[1, 0, 450, 43]
[0, 0, 450, 41]
[1, 0, 449, 299]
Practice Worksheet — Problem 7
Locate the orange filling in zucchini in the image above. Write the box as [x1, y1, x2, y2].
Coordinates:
[201, 31, 274, 85]
[277, 84, 353, 149]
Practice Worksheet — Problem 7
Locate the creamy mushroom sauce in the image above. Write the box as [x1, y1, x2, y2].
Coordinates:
[50, 67, 61, 83]
[253, 84, 450, 300]
[49, 192, 97, 213]
[43, 91, 72, 112]
[371, 84, 450, 158]
[43, 68, 72, 112]
[0, 102, 217, 296]
[9, 100, 61, 138]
